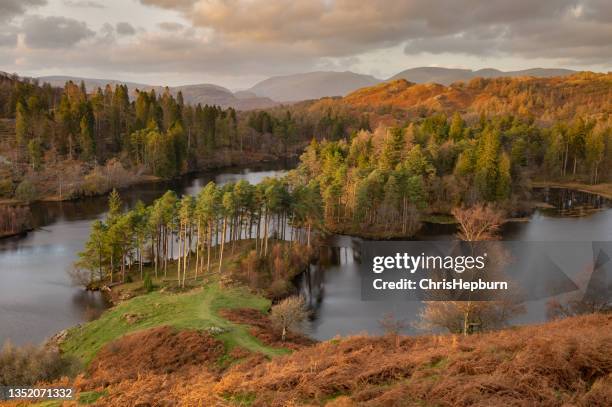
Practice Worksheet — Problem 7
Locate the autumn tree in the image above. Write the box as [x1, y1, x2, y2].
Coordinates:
[419, 204, 523, 335]
[379, 312, 407, 348]
[452, 204, 505, 241]
[270, 296, 309, 341]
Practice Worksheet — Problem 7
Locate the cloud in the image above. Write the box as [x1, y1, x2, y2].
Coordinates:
[63, 0, 105, 8]
[0, 0, 46, 22]
[158, 22, 184, 32]
[137, 0, 612, 65]
[1, 0, 610, 86]
[141, 0, 195, 10]
[22, 15, 95, 49]
[0, 31, 18, 48]
[116, 22, 136, 36]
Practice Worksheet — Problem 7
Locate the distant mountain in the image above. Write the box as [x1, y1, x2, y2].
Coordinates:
[37, 67, 579, 109]
[37, 76, 278, 111]
[248, 71, 381, 102]
[391, 67, 576, 85]
[38, 75, 150, 91]
[170, 83, 277, 110]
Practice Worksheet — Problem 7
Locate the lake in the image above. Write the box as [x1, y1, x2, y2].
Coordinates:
[298, 188, 612, 340]
[1, 166, 610, 345]
[0, 161, 291, 345]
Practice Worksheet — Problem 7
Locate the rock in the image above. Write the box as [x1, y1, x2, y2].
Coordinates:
[204, 326, 229, 335]
[45, 328, 71, 349]
[122, 313, 141, 325]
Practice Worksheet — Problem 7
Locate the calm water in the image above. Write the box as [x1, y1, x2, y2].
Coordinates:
[2, 175, 610, 345]
[0, 161, 291, 345]
[298, 189, 612, 340]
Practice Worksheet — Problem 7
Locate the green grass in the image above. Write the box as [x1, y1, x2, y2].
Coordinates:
[61, 282, 287, 365]
[422, 214, 457, 224]
[222, 391, 257, 406]
[78, 390, 108, 405]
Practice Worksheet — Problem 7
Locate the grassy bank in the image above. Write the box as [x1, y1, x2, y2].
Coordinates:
[62, 238, 306, 365]
[61, 282, 287, 365]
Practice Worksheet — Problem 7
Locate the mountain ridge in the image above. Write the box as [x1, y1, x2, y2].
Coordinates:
[248, 70, 381, 102]
[304, 72, 612, 126]
[390, 67, 577, 85]
[37, 67, 581, 111]
[37, 75, 278, 111]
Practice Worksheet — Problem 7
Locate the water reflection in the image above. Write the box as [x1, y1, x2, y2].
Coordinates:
[298, 188, 612, 340]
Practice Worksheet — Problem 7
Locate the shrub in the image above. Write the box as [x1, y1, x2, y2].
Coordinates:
[270, 296, 308, 341]
[267, 279, 291, 299]
[14, 179, 37, 202]
[82, 167, 109, 196]
[0, 342, 80, 386]
[0, 178, 13, 198]
[143, 273, 154, 292]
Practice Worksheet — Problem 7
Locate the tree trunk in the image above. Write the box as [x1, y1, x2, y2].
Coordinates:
[195, 219, 201, 277]
[177, 226, 182, 285]
[182, 226, 188, 288]
[139, 242, 143, 280]
[219, 216, 227, 273]
[263, 210, 269, 256]
[207, 222, 212, 273]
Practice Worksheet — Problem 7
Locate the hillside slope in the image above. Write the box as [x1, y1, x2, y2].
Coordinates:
[249, 71, 381, 102]
[391, 67, 576, 85]
[308, 72, 612, 124]
[63, 313, 611, 406]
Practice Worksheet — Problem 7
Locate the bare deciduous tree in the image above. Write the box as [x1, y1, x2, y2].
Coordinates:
[416, 300, 524, 335]
[452, 204, 505, 241]
[379, 312, 407, 348]
[270, 296, 309, 341]
[419, 204, 525, 335]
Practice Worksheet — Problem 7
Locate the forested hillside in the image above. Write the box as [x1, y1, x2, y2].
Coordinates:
[1, 71, 611, 211]
[300, 72, 612, 129]
[0, 73, 308, 202]
[286, 112, 611, 237]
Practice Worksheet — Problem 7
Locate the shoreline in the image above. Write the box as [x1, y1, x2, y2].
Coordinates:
[0, 152, 297, 241]
[531, 180, 612, 200]
[0, 228, 33, 239]
[1, 150, 297, 207]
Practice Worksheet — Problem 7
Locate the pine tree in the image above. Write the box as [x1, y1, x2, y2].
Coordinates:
[380, 128, 404, 171]
[107, 189, 122, 224]
[449, 112, 465, 141]
[496, 153, 511, 201]
[27, 139, 42, 170]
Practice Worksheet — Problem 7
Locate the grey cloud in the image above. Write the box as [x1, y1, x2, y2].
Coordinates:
[0, 31, 18, 48]
[140, 0, 196, 10]
[22, 15, 95, 49]
[0, 0, 46, 22]
[5, 29, 319, 79]
[3, 0, 612, 83]
[63, 0, 105, 8]
[136, 0, 612, 65]
[158, 22, 184, 32]
[116, 22, 136, 36]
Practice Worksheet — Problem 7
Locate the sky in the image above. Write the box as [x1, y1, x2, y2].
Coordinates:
[0, 0, 611, 90]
